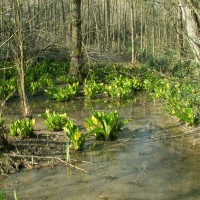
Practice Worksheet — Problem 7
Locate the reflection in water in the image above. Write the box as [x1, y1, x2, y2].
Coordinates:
[1, 94, 200, 200]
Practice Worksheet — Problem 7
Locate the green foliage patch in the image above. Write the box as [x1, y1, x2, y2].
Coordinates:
[0, 78, 16, 101]
[84, 110, 131, 141]
[44, 82, 79, 101]
[39, 109, 70, 131]
[103, 75, 142, 99]
[143, 71, 200, 126]
[83, 79, 103, 99]
[9, 118, 35, 138]
[64, 120, 89, 150]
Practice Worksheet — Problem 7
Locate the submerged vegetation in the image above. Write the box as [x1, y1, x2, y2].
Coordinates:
[0, 190, 19, 200]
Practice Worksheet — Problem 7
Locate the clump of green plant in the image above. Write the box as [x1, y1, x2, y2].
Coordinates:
[84, 110, 131, 140]
[0, 190, 20, 200]
[164, 81, 200, 125]
[103, 76, 142, 99]
[143, 72, 200, 126]
[45, 82, 79, 101]
[30, 81, 42, 95]
[84, 79, 103, 99]
[64, 120, 89, 150]
[0, 190, 6, 200]
[29, 75, 54, 95]
[39, 109, 69, 131]
[9, 118, 35, 138]
[56, 75, 69, 84]
[0, 78, 16, 101]
[103, 77, 131, 99]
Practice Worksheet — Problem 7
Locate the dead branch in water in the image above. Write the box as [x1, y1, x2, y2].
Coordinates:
[3, 153, 88, 174]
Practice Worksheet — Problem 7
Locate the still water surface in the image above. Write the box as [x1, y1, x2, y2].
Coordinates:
[1, 94, 200, 200]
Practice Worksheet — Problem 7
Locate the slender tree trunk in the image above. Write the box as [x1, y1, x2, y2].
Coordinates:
[177, 2, 185, 58]
[130, 2, 135, 63]
[123, 0, 127, 54]
[13, 0, 31, 118]
[106, 0, 111, 49]
[117, 1, 121, 54]
[97, 0, 101, 50]
[61, 0, 67, 42]
[152, 0, 155, 56]
[70, 0, 83, 79]
[140, 1, 143, 57]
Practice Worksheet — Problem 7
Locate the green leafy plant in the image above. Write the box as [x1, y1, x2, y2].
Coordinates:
[84, 79, 102, 99]
[45, 82, 79, 101]
[0, 78, 16, 101]
[84, 110, 131, 140]
[9, 118, 35, 138]
[103, 78, 131, 99]
[66, 142, 71, 163]
[143, 71, 200, 126]
[39, 109, 69, 131]
[30, 81, 42, 95]
[56, 75, 69, 84]
[103, 76, 142, 99]
[14, 190, 19, 200]
[39, 75, 53, 87]
[64, 120, 89, 150]
[164, 85, 200, 125]
[0, 190, 20, 200]
[0, 191, 6, 200]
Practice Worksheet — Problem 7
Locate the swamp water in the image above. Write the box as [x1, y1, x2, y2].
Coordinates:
[1, 94, 200, 200]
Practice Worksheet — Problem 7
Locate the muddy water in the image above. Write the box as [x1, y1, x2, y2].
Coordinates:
[1, 94, 200, 200]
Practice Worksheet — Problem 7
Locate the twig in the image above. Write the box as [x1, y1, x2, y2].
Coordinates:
[3, 153, 88, 173]
[131, 165, 146, 184]
[1, 173, 13, 181]
[0, 90, 16, 107]
[0, 67, 13, 71]
[67, 163, 88, 173]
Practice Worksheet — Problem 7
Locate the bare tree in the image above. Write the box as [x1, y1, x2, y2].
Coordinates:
[12, 0, 32, 118]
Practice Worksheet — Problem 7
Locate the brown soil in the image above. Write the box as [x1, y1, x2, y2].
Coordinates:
[0, 126, 70, 175]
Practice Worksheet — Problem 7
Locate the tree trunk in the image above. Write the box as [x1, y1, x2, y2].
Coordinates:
[180, 0, 200, 62]
[130, 2, 135, 63]
[152, 0, 155, 56]
[70, 0, 83, 79]
[177, 2, 185, 58]
[106, 0, 111, 49]
[13, 0, 32, 118]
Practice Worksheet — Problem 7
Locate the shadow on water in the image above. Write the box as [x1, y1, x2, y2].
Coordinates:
[1, 93, 200, 200]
